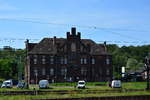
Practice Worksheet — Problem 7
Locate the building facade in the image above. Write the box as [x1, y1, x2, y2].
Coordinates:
[25, 27, 112, 84]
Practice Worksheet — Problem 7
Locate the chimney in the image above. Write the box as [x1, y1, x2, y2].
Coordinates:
[104, 41, 107, 51]
[25, 39, 29, 52]
[77, 32, 81, 39]
[67, 32, 70, 38]
[26, 39, 29, 44]
[53, 36, 56, 45]
[71, 27, 76, 35]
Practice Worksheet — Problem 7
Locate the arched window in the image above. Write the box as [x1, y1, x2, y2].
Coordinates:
[71, 43, 76, 52]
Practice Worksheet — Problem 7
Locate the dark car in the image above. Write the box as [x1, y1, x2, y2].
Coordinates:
[17, 82, 25, 88]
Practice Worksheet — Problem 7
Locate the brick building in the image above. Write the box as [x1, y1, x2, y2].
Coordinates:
[25, 27, 112, 84]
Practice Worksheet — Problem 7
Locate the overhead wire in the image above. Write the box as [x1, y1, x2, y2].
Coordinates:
[0, 18, 149, 45]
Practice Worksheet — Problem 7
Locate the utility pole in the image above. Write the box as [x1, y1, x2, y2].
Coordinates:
[145, 56, 150, 90]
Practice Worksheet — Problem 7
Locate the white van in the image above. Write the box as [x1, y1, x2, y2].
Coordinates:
[39, 80, 49, 89]
[1, 80, 13, 88]
[111, 80, 121, 88]
[77, 80, 86, 89]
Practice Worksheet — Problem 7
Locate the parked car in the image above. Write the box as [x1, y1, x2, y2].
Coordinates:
[39, 80, 49, 89]
[1, 80, 13, 88]
[17, 81, 25, 88]
[111, 80, 121, 88]
[77, 80, 86, 89]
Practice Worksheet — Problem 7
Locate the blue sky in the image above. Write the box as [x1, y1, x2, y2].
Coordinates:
[0, 0, 150, 48]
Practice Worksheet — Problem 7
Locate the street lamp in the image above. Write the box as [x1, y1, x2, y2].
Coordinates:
[144, 56, 150, 90]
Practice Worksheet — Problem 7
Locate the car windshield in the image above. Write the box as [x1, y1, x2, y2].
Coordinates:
[6, 82, 10, 84]
[18, 83, 23, 85]
[79, 82, 85, 84]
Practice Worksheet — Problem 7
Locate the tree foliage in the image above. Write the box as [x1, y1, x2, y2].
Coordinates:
[107, 44, 150, 78]
[0, 48, 25, 80]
